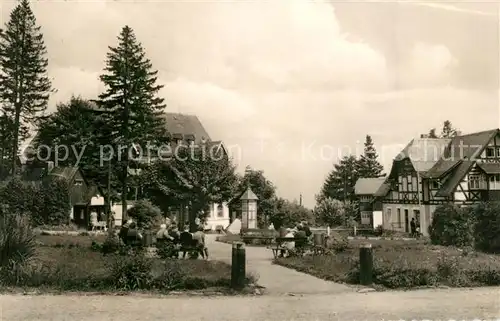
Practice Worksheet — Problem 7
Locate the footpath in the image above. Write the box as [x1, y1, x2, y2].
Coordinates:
[205, 235, 352, 295]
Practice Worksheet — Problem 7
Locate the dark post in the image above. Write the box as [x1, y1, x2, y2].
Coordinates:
[231, 242, 246, 290]
[359, 243, 373, 285]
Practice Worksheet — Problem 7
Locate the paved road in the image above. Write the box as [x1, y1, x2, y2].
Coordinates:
[1, 287, 499, 320]
[206, 235, 352, 295]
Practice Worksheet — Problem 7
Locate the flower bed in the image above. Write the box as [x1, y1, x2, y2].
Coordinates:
[274, 239, 500, 289]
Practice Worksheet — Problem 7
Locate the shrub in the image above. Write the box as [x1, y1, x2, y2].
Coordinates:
[428, 203, 474, 247]
[41, 179, 71, 226]
[374, 225, 384, 236]
[128, 200, 163, 230]
[100, 231, 123, 255]
[472, 201, 500, 253]
[156, 242, 178, 259]
[107, 253, 153, 290]
[325, 231, 349, 252]
[0, 213, 36, 284]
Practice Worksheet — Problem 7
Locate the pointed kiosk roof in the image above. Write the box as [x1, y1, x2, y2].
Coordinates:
[240, 187, 258, 201]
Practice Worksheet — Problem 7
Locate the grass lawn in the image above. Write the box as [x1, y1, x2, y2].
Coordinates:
[1, 234, 257, 294]
[274, 239, 500, 289]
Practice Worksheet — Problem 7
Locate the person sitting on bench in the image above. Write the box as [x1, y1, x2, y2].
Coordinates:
[179, 227, 194, 259]
[280, 228, 296, 258]
[126, 222, 143, 247]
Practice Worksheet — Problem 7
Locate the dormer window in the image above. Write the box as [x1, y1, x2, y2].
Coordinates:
[75, 180, 83, 186]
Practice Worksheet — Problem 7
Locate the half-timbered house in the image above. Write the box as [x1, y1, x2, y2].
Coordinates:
[379, 129, 500, 236]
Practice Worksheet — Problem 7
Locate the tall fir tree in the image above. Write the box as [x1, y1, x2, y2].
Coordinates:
[357, 135, 384, 178]
[96, 26, 167, 220]
[317, 155, 359, 203]
[441, 120, 458, 138]
[0, 0, 52, 174]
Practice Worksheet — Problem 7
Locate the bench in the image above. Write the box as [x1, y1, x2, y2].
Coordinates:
[241, 235, 275, 245]
[240, 228, 278, 245]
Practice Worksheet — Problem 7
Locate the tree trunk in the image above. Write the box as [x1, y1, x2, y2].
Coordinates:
[10, 109, 20, 175]
[121, 162, 128, 222]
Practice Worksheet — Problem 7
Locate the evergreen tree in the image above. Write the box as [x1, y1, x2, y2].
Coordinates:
[357, 135, 384, 178]
[441, 120, 458, 138]
[428, 128, 438, 138]
[0, 0, 52, 174]
[96, 26, 168, 220]
[317, 155, 359, 203]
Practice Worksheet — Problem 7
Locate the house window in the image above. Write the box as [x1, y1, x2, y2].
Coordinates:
[486, 147, 495, 158]
[217, 204, 224, 218]
[469, 175, 481, 189]
[386, 208, 392, 222]
[360, 195, 371, 202]
[431, 180, 439, 189]
[397, 208, 402, 228]
[497, 147, 500, 157]
[489, 174, 500, 190]
[75, 180, 83, 186]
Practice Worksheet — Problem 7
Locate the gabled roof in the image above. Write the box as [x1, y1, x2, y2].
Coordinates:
[394, 138, 451, 173]
[435, 160, 475, 197]
[443, 129, 497, 160]
[164, 113, 211, 144]
[354, 177, 386, 195]
[425, 129, 498, 179]
[48, 167, 79, 181]
[477, 163, 500, 174]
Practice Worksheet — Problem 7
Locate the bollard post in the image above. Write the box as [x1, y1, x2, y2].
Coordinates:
[231, 242, 246, 290]
[359, 243, 373, 285]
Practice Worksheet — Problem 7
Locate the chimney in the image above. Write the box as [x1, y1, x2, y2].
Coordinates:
[47, 161, 54, 173]
[420, 134, 429, 139]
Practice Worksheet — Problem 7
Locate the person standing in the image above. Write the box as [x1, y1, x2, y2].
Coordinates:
[193, 226, 208, 259]
[410, 218, 417, 238]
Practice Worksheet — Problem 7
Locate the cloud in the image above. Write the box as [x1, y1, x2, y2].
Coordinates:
[2, 0, 496, 207]
[406, 2, 496, 17]
[404, 43, 458, 86]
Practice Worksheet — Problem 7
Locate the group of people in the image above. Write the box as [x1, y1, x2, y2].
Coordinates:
[118, 219, 209, 259]
[156, 222, 209, 259]
[279, 221, 313, 257]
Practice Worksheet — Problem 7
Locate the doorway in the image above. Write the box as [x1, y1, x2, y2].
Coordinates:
[404, 209, 409, 232]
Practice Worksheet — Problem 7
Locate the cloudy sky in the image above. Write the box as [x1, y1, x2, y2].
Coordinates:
[1, 0, 499, 207]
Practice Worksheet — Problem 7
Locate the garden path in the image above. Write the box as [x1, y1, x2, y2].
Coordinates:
[205, 235, 352, 295]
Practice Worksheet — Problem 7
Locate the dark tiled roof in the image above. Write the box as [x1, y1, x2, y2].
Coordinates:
[477, 163, 500, 174]
[443, 129, 497, 160]
[424, 129, 498, 180]
[354, 178, 386, 195]
[164, 113, 211, 144]
[423, 159, 461, 178]
[436, 160, 475, 197]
